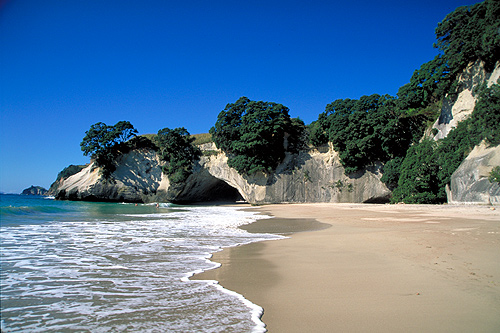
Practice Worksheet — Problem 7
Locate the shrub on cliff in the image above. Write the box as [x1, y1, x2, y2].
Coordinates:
[396, 0, 500, 114]
[310, 94, 413, 174]
[209, 96, 306, 175]
[434, 0, 500, 75]
[391, 140, 441, 204]
[391, 83, 500, 203]
[80, 121, 138, 178]
[155, 127, 201, 183]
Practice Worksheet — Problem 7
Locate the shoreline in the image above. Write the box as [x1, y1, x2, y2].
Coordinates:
[193, 203, 500, 332]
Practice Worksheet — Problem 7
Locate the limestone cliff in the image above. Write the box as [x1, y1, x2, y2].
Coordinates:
[432, 60, 500, 140]
[53, 144, 391, 204]
[55, 149, 164, 202]
[428, 60, 500, 205]
[446, 142, 500, 205]
[53, 61, 498, 205]
[197, 143, 390, 204]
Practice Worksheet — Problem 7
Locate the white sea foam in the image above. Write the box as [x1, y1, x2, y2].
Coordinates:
[1, 203, 282, 332]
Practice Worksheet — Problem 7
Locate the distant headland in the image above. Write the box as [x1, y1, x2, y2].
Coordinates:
[21, 185, 48, 196]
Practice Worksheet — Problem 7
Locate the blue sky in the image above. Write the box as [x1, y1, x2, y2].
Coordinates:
[0, 0, 481, 193]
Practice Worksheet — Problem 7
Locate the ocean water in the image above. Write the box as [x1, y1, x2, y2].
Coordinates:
[0, 194, 283, 332]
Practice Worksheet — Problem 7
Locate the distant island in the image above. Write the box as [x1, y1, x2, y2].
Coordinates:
[21, 186, 48, 196]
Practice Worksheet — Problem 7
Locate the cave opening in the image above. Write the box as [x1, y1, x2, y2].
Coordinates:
[204, 179, 245, 203]
[172, 177, 245, 204]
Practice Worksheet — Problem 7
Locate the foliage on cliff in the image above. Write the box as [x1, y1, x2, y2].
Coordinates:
[396, 0, 499, 113]
[80, 121, 138, 178]
[48, 164, 87, 194]
[308, 0, 499, 203]
[490, 166, 500, 184]
[310, 94, 417, 174]
[63, 1, 498, 205]
[155, 127, 201, 183]
[434, 0, 500, 75]
[210, 97, 306, 175]
[392, 83, 500, 203]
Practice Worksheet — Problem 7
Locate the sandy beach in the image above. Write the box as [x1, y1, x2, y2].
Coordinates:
[193, 203, 500, 332]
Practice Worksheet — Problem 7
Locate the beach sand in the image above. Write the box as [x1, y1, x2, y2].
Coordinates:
[193, 203, 500, 332]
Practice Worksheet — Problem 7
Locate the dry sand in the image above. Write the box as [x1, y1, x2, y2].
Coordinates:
[193, 203, 500, 332]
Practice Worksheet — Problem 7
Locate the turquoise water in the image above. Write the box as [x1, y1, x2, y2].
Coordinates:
[0, 194, 281, 332]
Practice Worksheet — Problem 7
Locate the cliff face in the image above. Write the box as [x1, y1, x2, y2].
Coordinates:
[53, 61, 499, 205]
[55, 149, 165, 202]
[429, 60, 500, 205]
[447, 142, 500, 205]
[54, 144, 391, 204]
[432, 60, 500, 140]
[198, 143, 390, 204]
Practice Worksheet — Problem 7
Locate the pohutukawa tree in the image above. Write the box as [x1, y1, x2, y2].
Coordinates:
[80, 121, 138, 178]
[210, 96, 306, 175]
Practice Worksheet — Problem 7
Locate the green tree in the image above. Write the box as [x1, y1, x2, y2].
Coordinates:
[391, 83, 500, 203]
[80, 121, 137, 178]
[392, 140, 441, 204]
[311, 94, 412, 174]
[489, 166, 500, 183]
[396, 55, 451, 111]
[434, 0, 500, 74]
[155, 127, 201, 183]
[210, 97, 303, 175]
[434, 83, 500, 198]
[380, 157, 404, 190]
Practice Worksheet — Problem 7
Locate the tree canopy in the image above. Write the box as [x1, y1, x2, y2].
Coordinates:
[391, 82, 500, 203]
[434, 0, 500, 74]
[71, 1, 499, 204]
[308, 0, 499, 202]
[209, 96, 305, 175]
[80, 121, 137, 178]
[155, 127, 201, 183]
[310, 94, 414, 174]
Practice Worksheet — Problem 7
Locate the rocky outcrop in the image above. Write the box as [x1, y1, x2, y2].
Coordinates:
[21, 185, 48, 196]
[428, 60, 500, 205]
[446, 142, 500, 205]
[198, 143, 390, 204]
[432, 60, 500, 140]
[55, 149, 164, 202]
[53, 144, 391, 204]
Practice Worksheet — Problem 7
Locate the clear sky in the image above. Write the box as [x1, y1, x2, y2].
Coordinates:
[0, 0, 481, 193]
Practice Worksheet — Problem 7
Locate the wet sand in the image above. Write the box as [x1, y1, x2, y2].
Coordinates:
[193, 203, 500, 332]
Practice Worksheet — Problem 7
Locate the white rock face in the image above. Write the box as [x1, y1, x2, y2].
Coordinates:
[433, 60, 500, 140]
[201, 144, 391, 204]
[55, 145, 391, 204]
[56, 149, 163, 202]
[447, 143, 500, 205]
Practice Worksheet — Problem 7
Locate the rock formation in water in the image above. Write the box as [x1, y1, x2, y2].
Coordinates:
[21, 185, 48, 196]
[55, 149, 163, 202]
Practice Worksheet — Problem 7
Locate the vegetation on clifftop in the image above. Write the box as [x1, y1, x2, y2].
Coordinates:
[309, 94, 416, 174]
[310, 0, 499, 203]
[392, 82, 500, 203]
[209, 96, 306, 175]
[155, 127, 201, 183]
[80, 121, 138, 178]
[67, 0, 498, 204]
